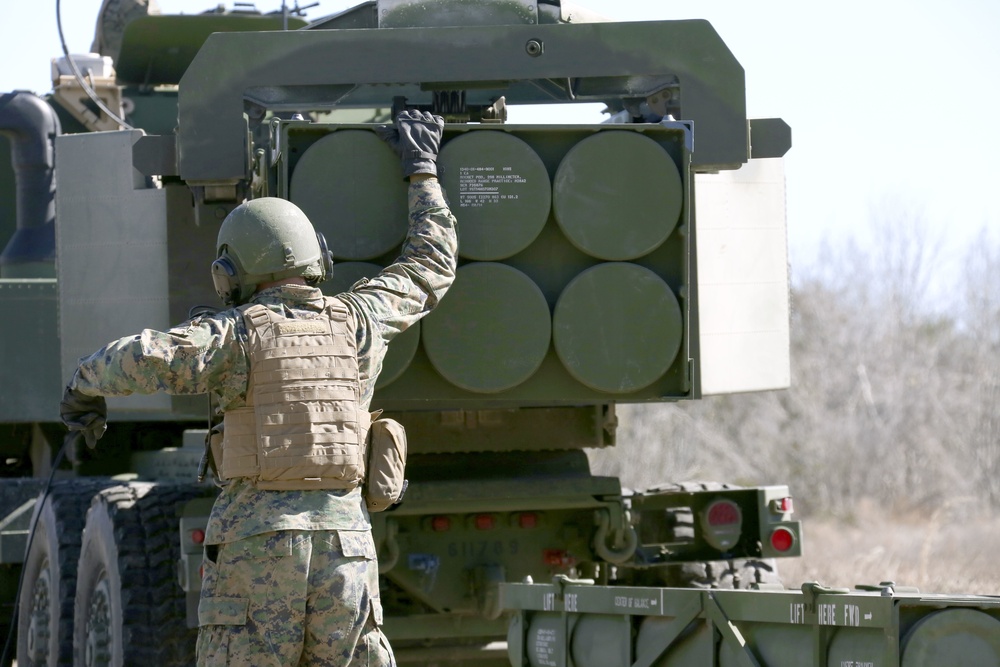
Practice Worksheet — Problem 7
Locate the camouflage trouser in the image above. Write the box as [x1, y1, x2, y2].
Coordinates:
[196, 529, 395, 667]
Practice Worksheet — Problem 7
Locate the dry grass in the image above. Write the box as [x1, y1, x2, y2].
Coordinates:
[779, 498, 1000, 595]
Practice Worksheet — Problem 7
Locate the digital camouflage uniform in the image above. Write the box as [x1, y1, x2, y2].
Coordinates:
[68, 180, 458, 666]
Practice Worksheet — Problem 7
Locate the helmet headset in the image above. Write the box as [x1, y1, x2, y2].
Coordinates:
[210, 198, 334, 306]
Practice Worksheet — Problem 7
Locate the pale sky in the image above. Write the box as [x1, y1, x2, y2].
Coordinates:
[3, 0, 999, 288]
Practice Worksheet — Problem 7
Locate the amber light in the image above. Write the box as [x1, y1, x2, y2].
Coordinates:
[431, 516, 451, 532]
[191, 529, 206, 545]
[770, 527, 795, 552]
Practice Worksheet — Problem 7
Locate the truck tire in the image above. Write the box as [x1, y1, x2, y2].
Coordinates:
[73, 482, 207, 667]
[658, 558, 780, 589]
[0, 478, 46, 661]
[648, 482, 782, 590]
[16, 479, 114, 667]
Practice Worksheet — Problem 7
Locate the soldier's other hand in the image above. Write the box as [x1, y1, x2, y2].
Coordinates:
[60, 386, 107, 449]
[376, 110, 444, 178]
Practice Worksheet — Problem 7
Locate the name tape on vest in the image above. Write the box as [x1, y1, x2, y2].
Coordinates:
[275, 321, 329, 335]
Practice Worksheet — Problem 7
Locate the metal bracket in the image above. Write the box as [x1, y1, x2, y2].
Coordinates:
[704, 592, 761, 667]
[593, 507, 638, 564]
[629, 595, 702, 667]
[800, 581, 851, 609]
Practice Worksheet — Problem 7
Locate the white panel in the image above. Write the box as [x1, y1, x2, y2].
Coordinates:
[56, 130, 171, 412]
[694, 158, 791, 395]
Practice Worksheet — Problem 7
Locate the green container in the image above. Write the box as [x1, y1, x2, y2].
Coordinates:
[422, 262, 551, 393]
[553, 130, 683, 261]
[439, 131, 551, 261]
[900, 609, 1000, 666]
[553, 262, 683, 394]
[290, 130, 408, 260]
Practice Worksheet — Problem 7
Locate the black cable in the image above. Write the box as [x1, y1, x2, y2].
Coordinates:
[0, 432, 76, 666]
[55, 0, 133, 130]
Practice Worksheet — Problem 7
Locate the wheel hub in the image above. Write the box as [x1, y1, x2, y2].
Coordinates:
[84, 575, 113, 667]
[27, 562, 52, 663]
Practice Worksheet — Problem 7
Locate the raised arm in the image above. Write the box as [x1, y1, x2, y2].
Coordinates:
[340, 111, 458, 342]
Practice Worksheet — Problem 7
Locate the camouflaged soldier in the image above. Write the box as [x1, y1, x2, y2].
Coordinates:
[59, 110, 457, 666]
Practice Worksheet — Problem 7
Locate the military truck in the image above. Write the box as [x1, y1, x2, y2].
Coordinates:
[0, 1, 997, 666]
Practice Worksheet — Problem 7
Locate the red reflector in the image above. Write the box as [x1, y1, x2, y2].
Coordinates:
[543, 549, 573, 567]
[199, 564, 204, 579]
[191, 529, 206, 545]
[770, 527, 795, 552]
[474, 514, 496, 531]
[706, 500, 741, 527]
[431, 516, 451, 532]
[518, 513, 538, 529]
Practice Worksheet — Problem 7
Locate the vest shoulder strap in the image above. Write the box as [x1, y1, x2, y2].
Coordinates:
[240, 303, 272, 330]
[323, 296, 350, 323]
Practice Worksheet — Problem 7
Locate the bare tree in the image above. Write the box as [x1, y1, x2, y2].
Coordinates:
[596, 204, 986, 517]
[954, 229, 1000, 504]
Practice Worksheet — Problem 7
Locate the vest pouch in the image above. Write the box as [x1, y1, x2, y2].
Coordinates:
[365, 417, 407, 512]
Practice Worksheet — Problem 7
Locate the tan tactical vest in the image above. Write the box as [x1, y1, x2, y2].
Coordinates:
[220, 297, 372, 490]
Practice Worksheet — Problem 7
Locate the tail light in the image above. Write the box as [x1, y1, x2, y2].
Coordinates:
[543, 549, 575, 567]
[701, 499, 742, 551]
[769, 527, 796, 552]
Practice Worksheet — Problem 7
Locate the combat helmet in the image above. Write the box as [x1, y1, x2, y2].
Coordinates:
[211, 197, 333, 305]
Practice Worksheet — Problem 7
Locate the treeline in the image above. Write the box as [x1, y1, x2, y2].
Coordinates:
[590, 216, 1000, 518]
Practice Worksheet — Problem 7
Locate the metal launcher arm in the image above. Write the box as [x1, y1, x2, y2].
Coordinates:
[176, 18, 749, 199]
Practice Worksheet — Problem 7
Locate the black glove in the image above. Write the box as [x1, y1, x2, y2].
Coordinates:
[60, 386, 107, 449]
[377, 110, 445, 178]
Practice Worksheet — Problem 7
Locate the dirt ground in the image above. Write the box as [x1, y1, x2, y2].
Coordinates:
[779, 499, 1000, 595]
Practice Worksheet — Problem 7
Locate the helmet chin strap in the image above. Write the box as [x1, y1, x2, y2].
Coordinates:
[315, 232, 334, 282]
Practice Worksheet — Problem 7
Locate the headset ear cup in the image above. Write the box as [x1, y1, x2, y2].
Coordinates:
[211, 256, 242, 306]
[316, 232, 334, 282]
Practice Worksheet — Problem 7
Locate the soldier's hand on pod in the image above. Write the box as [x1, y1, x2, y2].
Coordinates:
[60, 385, 107, 449]
[376, 110, 445, 178]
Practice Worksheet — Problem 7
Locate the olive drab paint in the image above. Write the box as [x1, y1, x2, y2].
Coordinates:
[283, 122, 695, 406]
[0, 1, 992, 666]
